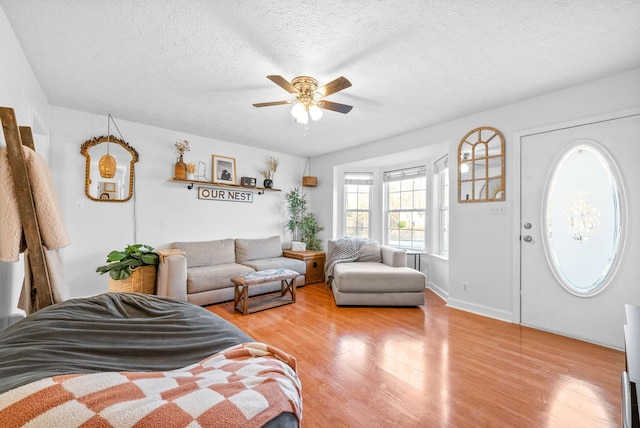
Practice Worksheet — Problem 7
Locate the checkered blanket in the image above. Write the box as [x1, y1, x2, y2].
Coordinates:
[0, 342, 302, 427]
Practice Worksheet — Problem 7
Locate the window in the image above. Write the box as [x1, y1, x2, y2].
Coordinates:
[384, 166, 426, 250]
[434, 155, 449, 256]
[344, 172, 373, 238]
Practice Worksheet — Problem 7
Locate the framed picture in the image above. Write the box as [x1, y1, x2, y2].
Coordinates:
[212, 154, 236, 184]
[103, 182, 116, 192]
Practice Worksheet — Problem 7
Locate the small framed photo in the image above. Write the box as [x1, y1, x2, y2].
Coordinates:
[212, 154, 236, 184]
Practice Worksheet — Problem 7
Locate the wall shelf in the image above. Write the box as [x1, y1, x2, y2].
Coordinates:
[168, 178, 281, 195]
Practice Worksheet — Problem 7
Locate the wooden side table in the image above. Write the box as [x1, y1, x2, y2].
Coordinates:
[283, 250, 326, 285]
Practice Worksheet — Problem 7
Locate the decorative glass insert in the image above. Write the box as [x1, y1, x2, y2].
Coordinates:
[562, 190, 601, 243]
[543, 141, 625, 296]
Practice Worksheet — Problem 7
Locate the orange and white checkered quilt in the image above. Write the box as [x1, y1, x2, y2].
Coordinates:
[0, 342, 302, 427]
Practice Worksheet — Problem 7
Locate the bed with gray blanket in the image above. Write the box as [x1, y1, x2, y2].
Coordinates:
[0, 293, 301, 427]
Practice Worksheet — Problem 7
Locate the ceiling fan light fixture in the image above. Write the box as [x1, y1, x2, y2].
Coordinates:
[295, 109, 309, 124]
[291, 102, 305, 119]
[309, 104, 323, 121]
[254, 75, 353, 125]
[460, 152, 470, 174]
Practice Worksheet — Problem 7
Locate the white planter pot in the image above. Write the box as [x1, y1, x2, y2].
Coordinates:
[291, 241, 307, 251]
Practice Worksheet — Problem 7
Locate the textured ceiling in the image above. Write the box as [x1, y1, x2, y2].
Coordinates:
[2, 0, 639, 158]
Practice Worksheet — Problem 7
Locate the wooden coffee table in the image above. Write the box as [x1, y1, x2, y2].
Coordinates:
[231, 268, 300, 315]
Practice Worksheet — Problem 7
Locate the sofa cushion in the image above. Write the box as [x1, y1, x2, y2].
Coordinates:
[240, 257, 306, 275]
[235, 236, 282, 263]
[355, 239, 382, 263]
[333, 262, 425, 293]
[186, 263, 254, 294]
[171, 239, 235, 268]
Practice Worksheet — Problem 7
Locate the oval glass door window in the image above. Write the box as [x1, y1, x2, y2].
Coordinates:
[543, 141, 625, 296]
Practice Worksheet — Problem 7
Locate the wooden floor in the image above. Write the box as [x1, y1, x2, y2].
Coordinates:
[207, 283, 625, 428]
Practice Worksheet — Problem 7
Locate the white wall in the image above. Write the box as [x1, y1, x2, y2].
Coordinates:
[0, 6, 50, 326]
[50, 106, 307, 297]
[0, 4, 308, 305]
[311, 67, 640, 323]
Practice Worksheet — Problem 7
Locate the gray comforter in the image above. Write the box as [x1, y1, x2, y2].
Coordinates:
[0, 293, 300, 427]
[0, 292, 252, 395]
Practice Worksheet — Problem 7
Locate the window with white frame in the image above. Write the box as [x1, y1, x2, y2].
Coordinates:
[434, 155, 449, 256]
[344, 172, 373, 238]
[384, 166, 426, 249]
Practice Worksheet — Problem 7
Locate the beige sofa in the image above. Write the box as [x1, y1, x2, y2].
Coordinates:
[156, 236, 306, 306]
[327, 239, 425, 306]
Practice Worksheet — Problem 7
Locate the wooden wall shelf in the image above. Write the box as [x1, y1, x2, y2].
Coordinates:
[168, 178, 281, 194]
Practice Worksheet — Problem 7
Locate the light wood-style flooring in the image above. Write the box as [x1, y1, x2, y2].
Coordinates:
[207, 284, 625, 427]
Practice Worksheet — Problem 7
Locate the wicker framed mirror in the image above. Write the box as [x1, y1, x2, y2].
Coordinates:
[458, 126, 505, 203]
[80, 135, 139, 202]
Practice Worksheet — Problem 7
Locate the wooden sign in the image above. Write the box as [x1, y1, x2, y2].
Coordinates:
[198, 187, 253, 203]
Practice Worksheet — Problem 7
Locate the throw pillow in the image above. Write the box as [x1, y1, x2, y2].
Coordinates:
[356, 239, 382, 263]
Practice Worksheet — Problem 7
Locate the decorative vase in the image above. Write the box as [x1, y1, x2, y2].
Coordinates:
[174, 155, 187, 180]
[263, 179, 273, 189]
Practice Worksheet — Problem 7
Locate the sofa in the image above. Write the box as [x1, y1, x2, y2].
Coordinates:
[156, 236, 307, 306]
[326, 238, 425, 306]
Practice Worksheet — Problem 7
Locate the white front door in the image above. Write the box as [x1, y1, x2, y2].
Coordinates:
[520, 114, 640, 348]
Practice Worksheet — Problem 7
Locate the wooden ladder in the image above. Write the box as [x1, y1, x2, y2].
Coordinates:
[0, 107, 54, 311]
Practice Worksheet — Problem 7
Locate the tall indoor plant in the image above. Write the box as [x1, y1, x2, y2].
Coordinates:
[285, 188, 324, 251]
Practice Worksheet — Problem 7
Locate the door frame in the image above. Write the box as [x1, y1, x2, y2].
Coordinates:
[511, 107, 640, 324]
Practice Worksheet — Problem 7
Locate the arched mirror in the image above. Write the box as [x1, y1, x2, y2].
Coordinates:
[80, 135, 138, 202]
[458, 126, 505, 202]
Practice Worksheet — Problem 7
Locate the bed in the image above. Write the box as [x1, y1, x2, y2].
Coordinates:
[0, 293, 302, 427]
[0, 107, 302, 427]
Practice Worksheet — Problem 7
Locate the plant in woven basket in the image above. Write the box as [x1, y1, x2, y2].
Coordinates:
[96, 244, 159, 280]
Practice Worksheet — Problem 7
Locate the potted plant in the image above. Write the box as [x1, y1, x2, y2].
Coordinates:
[284, 188, 324, 251]
[96, 244, 160, 294]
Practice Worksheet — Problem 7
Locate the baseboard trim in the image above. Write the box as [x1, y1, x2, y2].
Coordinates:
[446, 298, 514, 323]
[427, 282, 448, 302]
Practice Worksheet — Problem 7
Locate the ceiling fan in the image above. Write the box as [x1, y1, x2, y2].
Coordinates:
[253, 75, 353, 124]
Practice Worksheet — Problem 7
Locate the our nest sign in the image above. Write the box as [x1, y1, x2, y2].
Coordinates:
[198, 187, 254, 203]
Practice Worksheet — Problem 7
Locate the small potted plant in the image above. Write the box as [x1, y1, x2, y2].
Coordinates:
[96, 244, 160, 294]
[259, 156, 278, 188]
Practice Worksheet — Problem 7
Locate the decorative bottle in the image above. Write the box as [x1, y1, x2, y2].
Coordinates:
[174, 155, 187, 180]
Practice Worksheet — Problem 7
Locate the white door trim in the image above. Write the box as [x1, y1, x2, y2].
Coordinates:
[511, 107, 640, 324]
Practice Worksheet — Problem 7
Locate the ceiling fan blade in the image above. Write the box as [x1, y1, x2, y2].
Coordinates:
[317, 76, 352, 97]
[318, 100, 353, 114]
[266, 75, 299, 94]
[252, 100, 293, 107]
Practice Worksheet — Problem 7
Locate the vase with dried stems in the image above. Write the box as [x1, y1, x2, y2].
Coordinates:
[259, 156, 278, 188]
[174, 140, 190, 180]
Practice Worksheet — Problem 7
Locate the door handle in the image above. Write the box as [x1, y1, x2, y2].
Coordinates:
[523, 222, 532, 229]
[523, 235, 533, 242]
